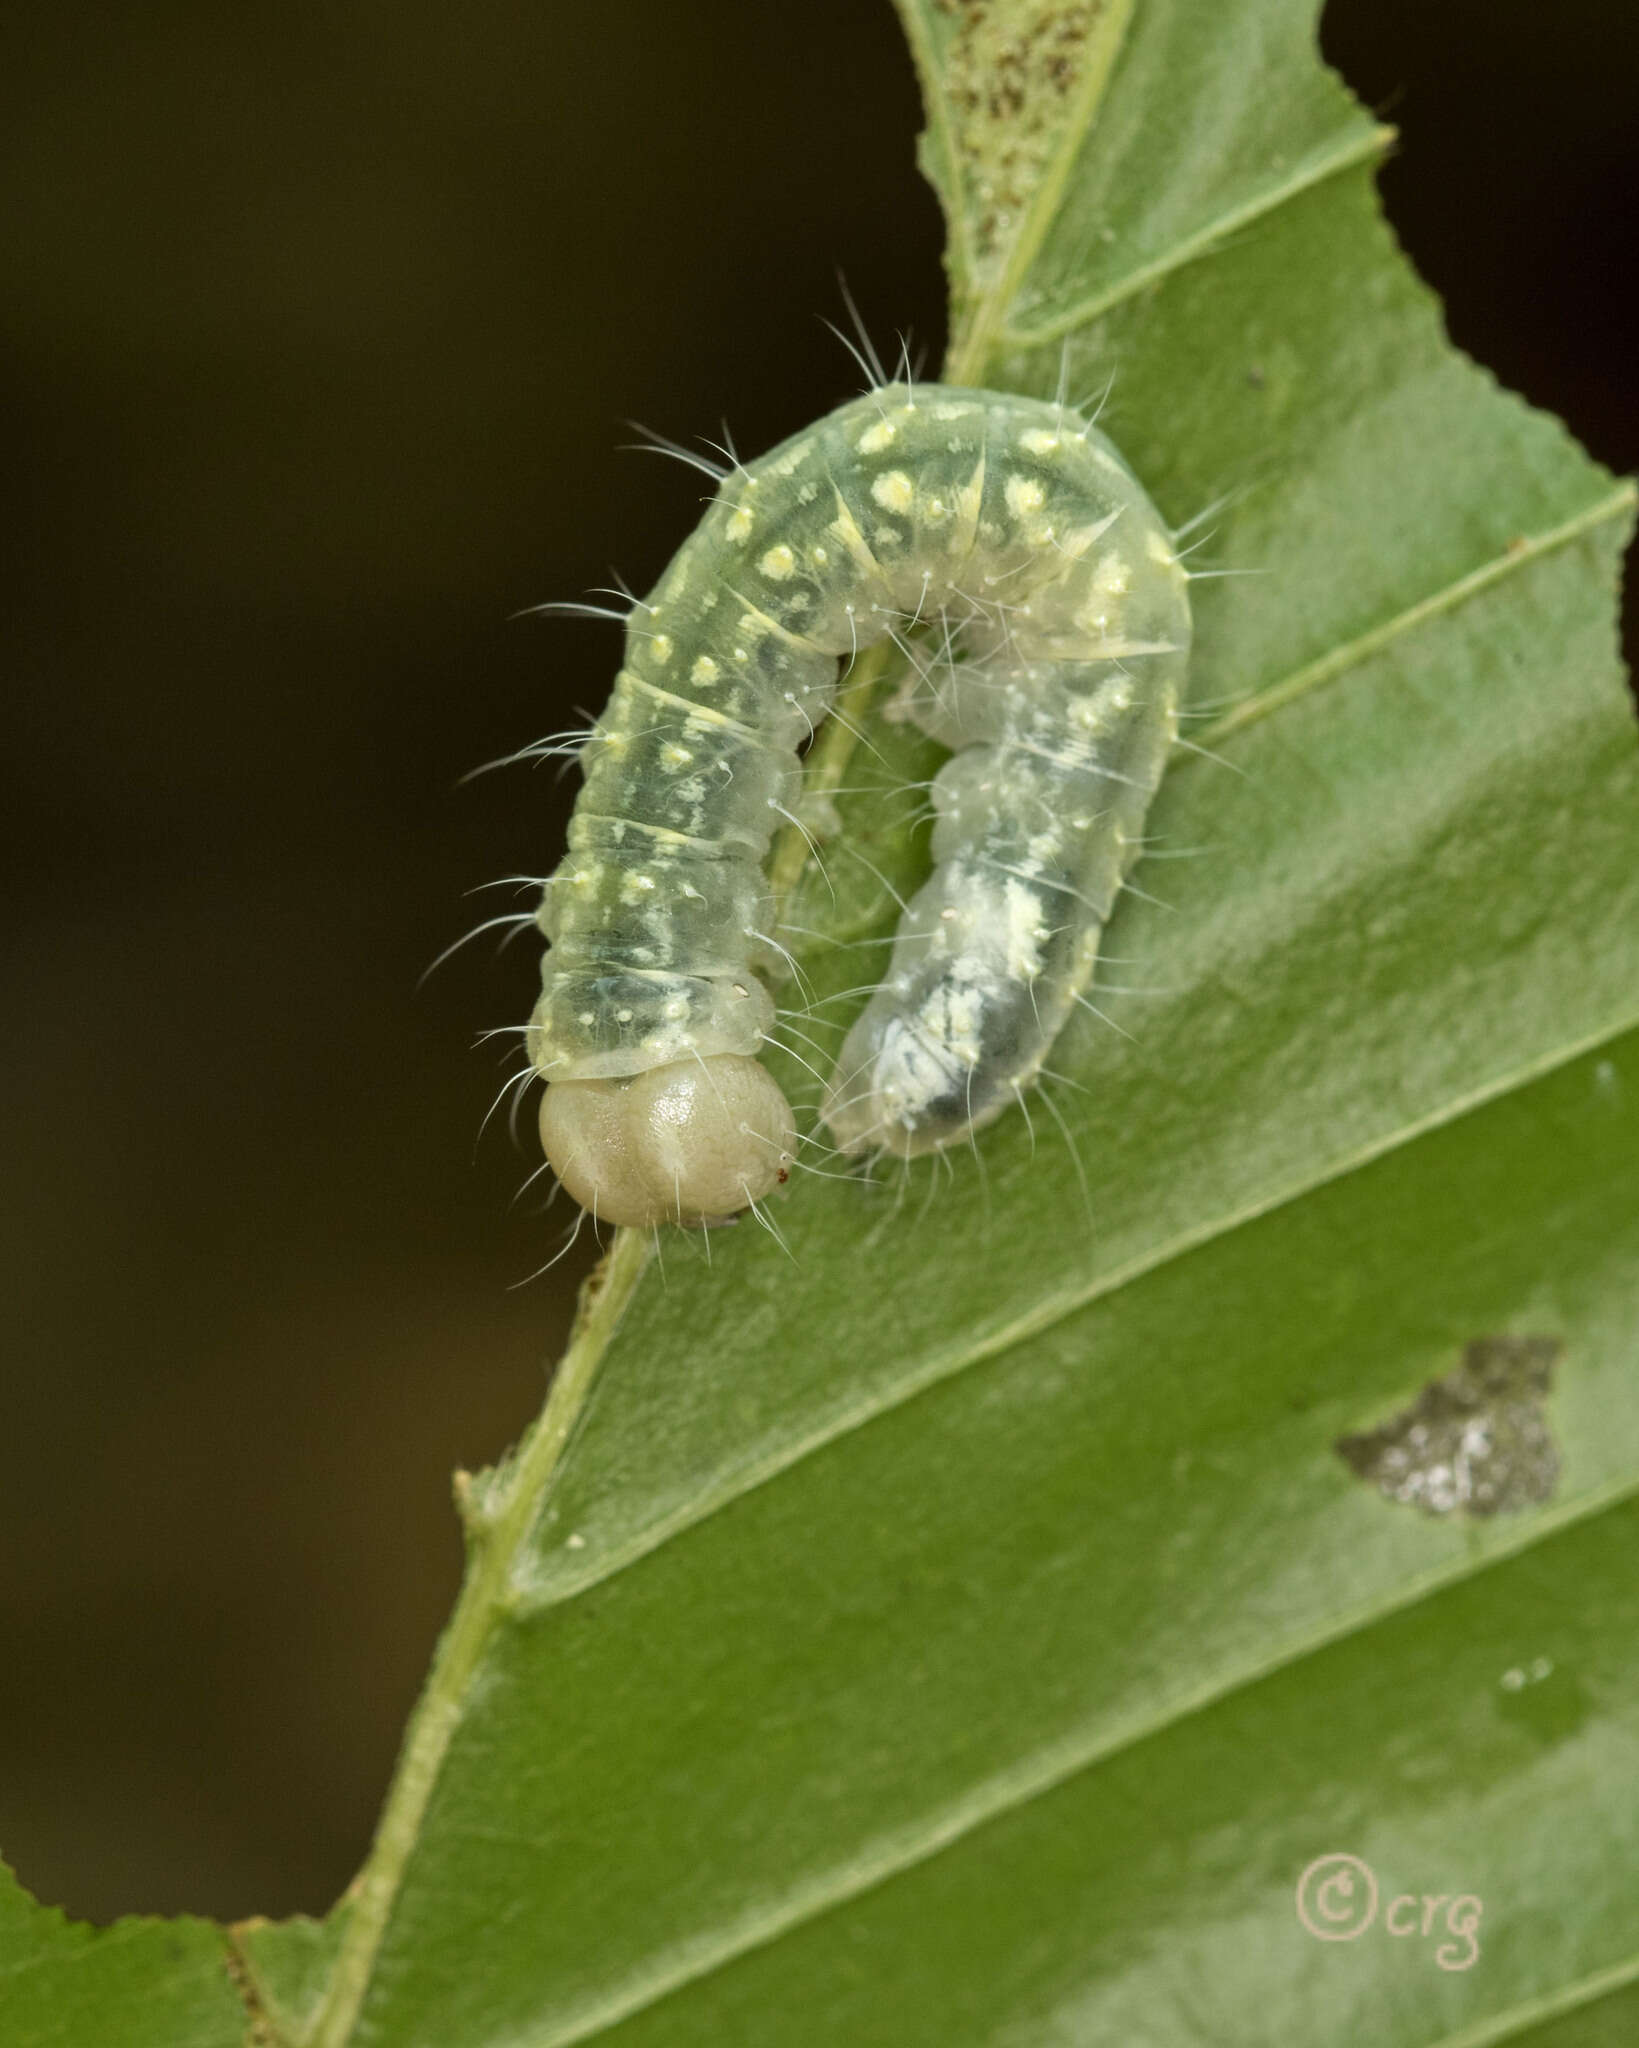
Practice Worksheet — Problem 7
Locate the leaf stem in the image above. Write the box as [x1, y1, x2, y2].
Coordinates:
[305, 1226, 654, 2048]
[767, 640, 898, 905]
[305, 646, 907, 2048]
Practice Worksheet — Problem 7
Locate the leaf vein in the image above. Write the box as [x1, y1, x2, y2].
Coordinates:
[1004, 120, 1394, 347]
[1195, 482, 1638, 751]
[1425, 1950, 1639, 2048]
[533, 1001, 1639, 1614]
[536, 1476, 1639, 2046]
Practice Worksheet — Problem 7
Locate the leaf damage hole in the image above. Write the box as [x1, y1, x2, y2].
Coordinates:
[1335, 1334, 1563, 1518]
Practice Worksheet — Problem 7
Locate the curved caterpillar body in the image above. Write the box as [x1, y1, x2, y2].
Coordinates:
[527, 382, 1191, 1227]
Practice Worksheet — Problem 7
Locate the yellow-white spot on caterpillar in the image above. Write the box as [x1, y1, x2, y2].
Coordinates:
[1146, 530, 1175, 566]
[660, 742, 694, 770]
[932, 980, 983, 1061]
[858, 419, 896, 454]
[1095, 556, 1131, 596]
[727, 506, 755, 542]
[1021, 428, 1060, 456]
[871, 470, 915, 514]
[797, 481, 819, 504]
[1003, 877, 1049, 982]
[759, 543, 797, 580]
[1005, 475, 1047, 520]
[810, 544, 830, 567]
[932, 403, 974, 422]
[618, 872, 657, 904]
[691, 655, 720, 685]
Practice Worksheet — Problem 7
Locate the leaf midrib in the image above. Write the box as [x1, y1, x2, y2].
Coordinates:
[900, 0, 1141, 386]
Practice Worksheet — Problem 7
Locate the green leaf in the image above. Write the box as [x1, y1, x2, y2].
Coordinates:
[0, 1860, 244, 2047]
[14, 0, 1637, 2041]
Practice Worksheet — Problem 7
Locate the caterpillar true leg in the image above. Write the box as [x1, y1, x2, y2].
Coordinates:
[527, 382, 1190, 1225]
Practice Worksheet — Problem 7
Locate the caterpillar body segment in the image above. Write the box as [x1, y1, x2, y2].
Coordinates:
[526, 383, 1191, 1225]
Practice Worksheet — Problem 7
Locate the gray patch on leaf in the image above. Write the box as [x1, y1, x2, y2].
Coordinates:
[1336, 1335, 1562, 1518]
[937, 0, 1103, 273]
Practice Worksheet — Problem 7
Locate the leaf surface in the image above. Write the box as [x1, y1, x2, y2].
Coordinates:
[14, 1, 1636, 2043]
[0, 1861, 244, 2048]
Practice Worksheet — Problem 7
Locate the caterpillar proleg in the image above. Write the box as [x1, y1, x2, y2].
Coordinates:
[526, 382, 1191, 1227]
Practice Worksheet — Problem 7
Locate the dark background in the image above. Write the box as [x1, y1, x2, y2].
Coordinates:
[2, 0, 1634, 1924]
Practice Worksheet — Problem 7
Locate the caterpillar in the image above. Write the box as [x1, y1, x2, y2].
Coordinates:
[526, 381, 1191, 1228]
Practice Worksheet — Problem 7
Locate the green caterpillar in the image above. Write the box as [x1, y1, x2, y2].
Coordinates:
[527, 382, 1191, 1227]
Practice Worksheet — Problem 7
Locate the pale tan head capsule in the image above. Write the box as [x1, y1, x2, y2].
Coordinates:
[537, 1053, 797, 1228]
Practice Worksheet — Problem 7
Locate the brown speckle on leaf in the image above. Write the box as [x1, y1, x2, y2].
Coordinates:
[1336, 1334, 1563, 1518]
[937, 2, 1107, 273]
